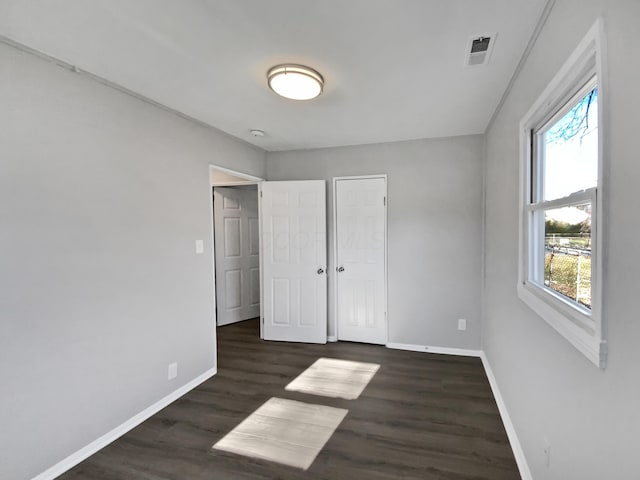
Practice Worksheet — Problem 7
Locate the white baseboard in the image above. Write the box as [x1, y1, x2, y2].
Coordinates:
[32, 367, 217, 480]
[480, 353, 532, 480]
[327, 335, 337, 342]
[386, 342, 482, 357]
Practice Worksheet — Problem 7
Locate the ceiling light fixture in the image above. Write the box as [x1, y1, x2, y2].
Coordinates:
[267, 64, 324, 100]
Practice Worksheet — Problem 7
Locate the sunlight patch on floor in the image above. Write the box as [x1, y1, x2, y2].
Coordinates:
[212, 397, 348, 470]
[285, 357, 380, 400]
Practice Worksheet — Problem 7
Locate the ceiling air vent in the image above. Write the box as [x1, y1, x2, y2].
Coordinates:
[465, 34, 496, 66]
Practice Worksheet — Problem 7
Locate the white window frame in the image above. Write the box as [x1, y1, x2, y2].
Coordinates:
[518, 19, 607, 368]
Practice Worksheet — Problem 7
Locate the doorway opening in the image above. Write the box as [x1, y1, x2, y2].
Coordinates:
[210, 165, 263, 338]
[210, 171, 334, 345]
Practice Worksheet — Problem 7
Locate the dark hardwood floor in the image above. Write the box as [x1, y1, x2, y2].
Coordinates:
[60, 320, 520, 479]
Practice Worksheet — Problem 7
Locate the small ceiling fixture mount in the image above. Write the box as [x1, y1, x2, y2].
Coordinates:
[250, 129, 265, 137]
[267, 64, 324, 100]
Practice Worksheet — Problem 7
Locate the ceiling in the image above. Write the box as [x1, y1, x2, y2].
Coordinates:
[0, 0, 547, 151]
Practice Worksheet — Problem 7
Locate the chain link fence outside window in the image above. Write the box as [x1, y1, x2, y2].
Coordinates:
[544, 243, 591, 308]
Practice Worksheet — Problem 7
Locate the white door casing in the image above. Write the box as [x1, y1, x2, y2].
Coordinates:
[262, 181, 327, 343]
[335, 177, 387, 345]
[214, 186, 260, 326]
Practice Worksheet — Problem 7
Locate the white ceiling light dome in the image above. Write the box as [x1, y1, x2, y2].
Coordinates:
[267, 64, 324, 100]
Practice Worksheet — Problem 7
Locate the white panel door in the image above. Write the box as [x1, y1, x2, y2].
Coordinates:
[214, 186, 260, 326]
[336, 177, 386, 344]
[262, 181, 327, 343]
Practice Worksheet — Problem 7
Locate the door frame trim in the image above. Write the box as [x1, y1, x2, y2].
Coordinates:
[209, 165, 264, 340]
[210, 165, 264, 185]
[332, 175, 388, 345]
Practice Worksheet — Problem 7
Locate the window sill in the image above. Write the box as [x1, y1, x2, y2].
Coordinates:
[517, 282, 607, 368]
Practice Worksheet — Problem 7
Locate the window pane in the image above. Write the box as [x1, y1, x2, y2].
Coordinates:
[544, 203, 592, 309]
[541, 87, 598, 201]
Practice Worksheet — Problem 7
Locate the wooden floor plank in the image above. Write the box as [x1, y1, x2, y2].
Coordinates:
[60, 319, 520, 479]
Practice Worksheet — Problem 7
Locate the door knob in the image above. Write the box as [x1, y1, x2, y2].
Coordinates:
[337, 266, 345, 272]
[317, 268, 325, 274]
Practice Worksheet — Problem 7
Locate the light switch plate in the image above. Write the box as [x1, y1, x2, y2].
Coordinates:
[195, 240, 204, 254]
[168, 362, 178, 380]
[458, 318, 467, 331]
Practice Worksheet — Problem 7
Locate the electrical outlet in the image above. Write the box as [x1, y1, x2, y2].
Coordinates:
[195, 240, 204, 254]
[543, 438, 551, 468]
[168, 362, 178, 381]
[457, 318, 467, 331]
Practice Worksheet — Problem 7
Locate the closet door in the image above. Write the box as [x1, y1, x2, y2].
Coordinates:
[214, 186, 260, 326]
[335, 177, 387, 344]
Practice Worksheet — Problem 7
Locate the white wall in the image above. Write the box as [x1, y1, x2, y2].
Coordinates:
[483, 1, 640, 478]
[0, 43, 265, 480]
[267, 135, 484, 349]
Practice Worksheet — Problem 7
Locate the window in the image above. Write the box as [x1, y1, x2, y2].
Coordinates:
[532, 83, 597, 309]
[518, 20, 606, 368]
